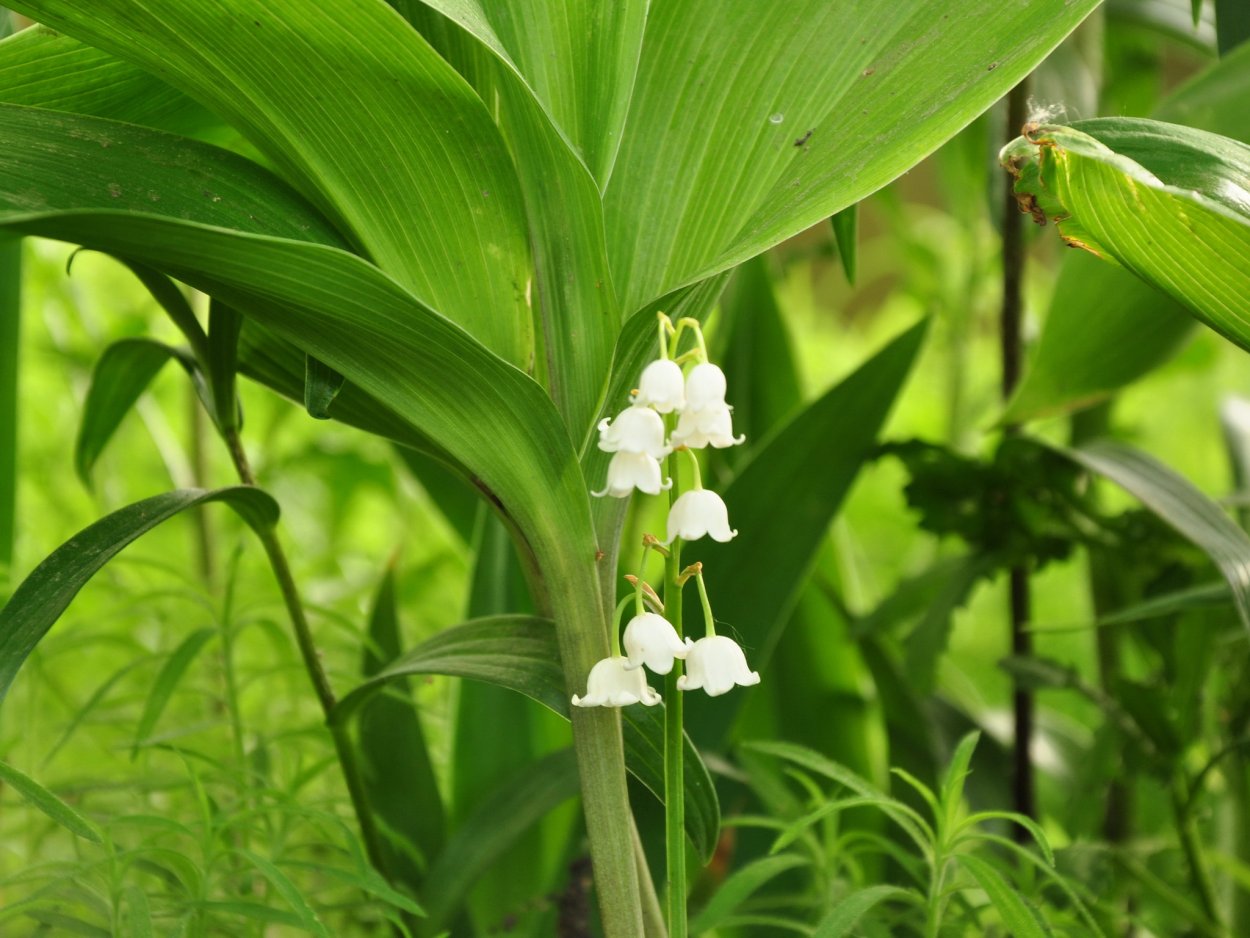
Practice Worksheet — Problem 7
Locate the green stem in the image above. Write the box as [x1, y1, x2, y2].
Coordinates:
[1171, 773, 1223, 931]
[0, 235, 19, 603]
[665, 535, 687, 938]
[223, 428, 390, 880]
[694, 570, 716, 637]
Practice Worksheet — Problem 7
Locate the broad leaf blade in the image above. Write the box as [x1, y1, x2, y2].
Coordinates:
[603, 0, 1101, 311]
[0, 487, 278, 701]
[1063, 439, 1250, 631]
[11, 0, 535, 365]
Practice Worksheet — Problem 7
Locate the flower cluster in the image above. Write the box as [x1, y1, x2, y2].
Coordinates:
[574, 314, 759, 709]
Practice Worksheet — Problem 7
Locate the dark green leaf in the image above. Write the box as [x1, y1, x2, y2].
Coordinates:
[830, 205, 858, 285]
[206, 299, 242, 432]
[303, 355, 344, 421]
[0, 487, 278, 701]
[75, 337, 194, 485]
[1216, 0, 1250, 54]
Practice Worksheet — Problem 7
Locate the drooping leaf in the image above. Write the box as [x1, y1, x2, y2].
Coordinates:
[9, 0, 535, 366]
[0, 487, 278, 701]
[332, 615, 720, 861]
[601, 0, 1100, 312]
[357, 566, 443, 893]
[1002, 118, 1250, 357]
[688, 854, 809, 936]
[75, 338, 196, 485]
[303, 355, 344, 421]
[830, 205, 858, 285]
[1006, 43, 1250, 421]
[688, 319, 928, 746]
[237, 851, 331, 938]
[206, 299, 242, 433]
[0, 758, 104, 843]
[1062, 439, 1250, 631]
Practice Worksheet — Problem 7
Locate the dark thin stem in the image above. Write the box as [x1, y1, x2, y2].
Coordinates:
[223, 427, 389, 877]
[1001, 76, 1036, 835]
[1171, 774, 1223, 930]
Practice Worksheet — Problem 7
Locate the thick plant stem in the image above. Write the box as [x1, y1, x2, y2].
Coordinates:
[223, 428, 389, 879]
[1000, 76, 1036, 833]
[665, 539, 687, 938]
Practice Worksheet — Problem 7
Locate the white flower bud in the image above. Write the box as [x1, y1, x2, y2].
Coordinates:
[623, 612, 691, 675]
[598, 404, 670, 459]
[592, 452, 672, 498]
[635, 359, 686, 414]
[677, 636, 760, 697]
[665, 489, 737, 544]
[572, 656, 662, 707]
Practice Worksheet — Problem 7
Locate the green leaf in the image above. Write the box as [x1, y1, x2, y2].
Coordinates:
[1005, 41, 1250, 421]
[688, 319, 928, 746]
[206, 299, 242, 433]
[0, 26, 217, 135]
[938, 731, 981, 826]
[418, 748, 579, 933]
[0, 234, 19, 598]
[131, 627, 217, 757]
[358, 565, 445, 895]
[1002, 118, 1250, 356]
[1216, 0, 1250, 54]
[333, 615, 720, 861]
[689, 854, 809, 936]
[810, 885, 911, 938]
[303, 355, 344, 421]
[601, 0, 1100, 312]
[1062, 439, 1250, 631]
[75, 337, 195, 485]
[237, 850, 331, 938]
[121, 886, 154, 938]
[0, 758, 104, 843]
[10, 0, 534, 366]
[957, 854, 1049, 938]
[830, 205, 858, 285]
[0, 487, 278, 701]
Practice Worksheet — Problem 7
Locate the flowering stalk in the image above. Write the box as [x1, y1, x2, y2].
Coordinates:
[664, 514, 688, 938]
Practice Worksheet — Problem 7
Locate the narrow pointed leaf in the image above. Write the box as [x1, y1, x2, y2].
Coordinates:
[1063, 439, 1250, 631]
[131, 627, 216, 757]
[206, 299, 242, 432]
[811, 885, 911, 938]
[689, 854, 808, 936]
[689, 319, 928, 746]
[75, 338, 192, 485]
[958, 854, 1049, 938]
[0, 487, 278, 701]
[303, 355, 344, 421]
[602, 0, 1100, 311]
[237, 851, 331, 938]
[0, 758, 103, 843]
[11, 0, 534, 365]
[830, 205, 858, 285]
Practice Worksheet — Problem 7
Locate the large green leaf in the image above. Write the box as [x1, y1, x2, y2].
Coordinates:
[1002, 117, 1250, 354]
[9, 0, 534, 366]
[687, 319, 928, 746]
[0, 25, 216, 135]
[601, 0, 1100, 312]
[1005, 43, 1250, 421]
[1062, 440, 1250, 631]
[0, 487, 278, 701]
[332, 615, 720, 862]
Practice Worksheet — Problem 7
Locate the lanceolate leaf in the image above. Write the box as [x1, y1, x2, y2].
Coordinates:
[1063, 440, 1250, 631]
[688, 319, 928, 746]
[0, 758, 104, 844]
[602, 0, 1101, 312]
[811, 885, 911, 938]
[1002, 118, 1250, 354]
[0, 487, 278, 701]
[333, 615, 720, 861]
[958, 854, 1048, 938]
[9, 0, 534, 366]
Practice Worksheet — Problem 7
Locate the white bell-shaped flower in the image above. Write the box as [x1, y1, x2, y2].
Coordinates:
[671, 403, 745, 450]
[623, 612, 692, 675]
[665, 489, 737, 544]
[598, 403, 670, 459]
[592, 452, 672, 498]
[635, 359, 686, 414]
[572, 656, 662, 707]
[677, 636, 760, 697]
[685, 363, 728, 412]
